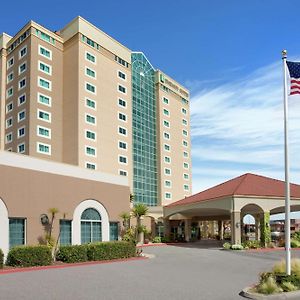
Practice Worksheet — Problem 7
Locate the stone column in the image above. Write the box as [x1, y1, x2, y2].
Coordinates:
[184, 219, 192, 242]
[231, 211, 241, 245]
[218, 220, 224, 240]
[260, 211, 271, 247]
[163, 218, 170, 239]
[255, 215, 260, 241]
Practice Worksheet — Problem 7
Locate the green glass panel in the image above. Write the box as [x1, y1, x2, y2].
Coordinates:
[81, 221, 91, 244]
[9, 219, 25, 248]
[110, 222, 118, 241]
[60, 220, 71, 245]
[81, 208, 101, 220]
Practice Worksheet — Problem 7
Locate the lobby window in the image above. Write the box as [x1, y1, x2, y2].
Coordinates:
[18, 143, 25, 153]
[165, 180, 172, 188]
[81, 208, 102, 244]
[163, 97, 169, 105]
[164, 132, 170, 140]
[86, 67, 96, 78]
[37, 126, 51, 138]
[6, 117, 13, 129]
[39, 45, 52, 60]
[38, 109, 51, 122]
[86, 162, 96, 170]
[86, 146, 96, 156]
[9, 218, 25, 248]
[164, 168, 171, 175]
[86, 130, 96, 140]
[118, 98, 126, 108]
[110, 222, 119, 241]
[19, 78, 26, 90]
[7, 72, 13, 83]
[118, 85, 126, 94]
[18, 127, 25, 138]
[164, 144, 170, 151]
[18, 110, 26, 122]
[6, 133, 13, 144]
[18, 94, 26, 106]
[19, 62, 27, 74]
[119, 141, 127, 150]
[86, 82, 96, 94]
[119, 155, 127, 164]
[86, 98, 96, 109]
[165, 192, 172, 200]
[163, 109, 169, 116]
[118, 126, 127, 136]
[118, 71, 126, 80]
[6, 102, 13, 113]
[60, 220, 72, 245]
[19, 46, 27, 59]
[37, 142, 51, 155]
[39, 77, 51, 90]
[7, 87, 13, 98]
[119, 170, 127, 176]
[163, 120, 170, 128]
[39, 61, 51, 75]
[86, 52, 96, 63]
[86, 114, 96, 125]
[38, 93, 51, 106]
[118, 112, 127, 122]
[7, 57, 14, 69]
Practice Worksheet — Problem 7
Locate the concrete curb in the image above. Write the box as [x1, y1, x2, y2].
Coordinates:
[240, 286, 300, 299]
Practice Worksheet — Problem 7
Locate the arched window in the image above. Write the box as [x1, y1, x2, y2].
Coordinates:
[81, 208, 102, 244]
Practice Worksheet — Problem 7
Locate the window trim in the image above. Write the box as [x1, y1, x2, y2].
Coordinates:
[17, 143, 26, 153]
[38, 45, 52, 60]
[85, 97, 96, 110]
[165, 192, 172, 200]
[118, 126, 127, 137]
[7, 71, 14, 83]
[165, 180, 172, 188]
[38, 60, 52, 75]
[6, 117, 13, 129]
[164, 168, 171, 176]
[163, 119, 170, 128]
[164, 143, 171, 152]
[85, 161, 97, 170]
[118, 70, 127, 81]
[85, 51, 96, 65]
[118, 98, 127, 109]
[85, 129, 97, 141]
[36, 142, 51, 155]
[37, 125, 51, 139]
[19, 45, 27, 59]
[18, 61, 27, 75]
[118, 84, 127, 95]
[5, 132, 13, 144]
[118, 140, 128, 151]
[7, 57, 14, 69]
[6, 87, 13, 99]
[85, 113, 97, 126]
[18, 109, 26, 122]
[18, 93, 26, 106]
[18, 77, 26, 90]
[17, 126, 26, 138]
[38, 92, 52, 107]
[37, 109, 51, 123]
[85, 66, 96, 79]
[164, 156, 171, 164]
[119, 169, 128, 176]
[38, 76, 52, 91]
[118, 111, 127, 123]
[85, 145, 97, 157]
[118, 155, 128, 165]
[6, 101, 13, 113]
[85, 81, 96, 95]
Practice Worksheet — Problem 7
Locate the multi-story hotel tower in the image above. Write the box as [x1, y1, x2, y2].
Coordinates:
[0, 16, 192, 208]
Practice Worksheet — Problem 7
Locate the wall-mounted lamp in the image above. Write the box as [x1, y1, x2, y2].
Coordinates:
[236, 222, 240, 228]
[40, 214, 49, 225]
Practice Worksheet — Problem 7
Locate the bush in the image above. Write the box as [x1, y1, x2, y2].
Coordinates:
[291, 239, 300, 248]
[242, 240, 261, 249]
[292, 231, 300, 242]
[160, 237, 170, 243]
[281, 281, 297, 292]
[56, 245, 88, 263]
[0, 249, 3, 269]
[231, 244, 243, 250]
[272, 259, 300, 277]
[223, 242, 231, 250]
[152, 236, 161, 243]
[122, 228, 137, 245]
[6, 245, 52, 267]
[257, 276, 282, 294]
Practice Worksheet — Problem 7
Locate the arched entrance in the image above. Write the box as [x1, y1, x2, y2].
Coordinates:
[0, 198, 9, 257]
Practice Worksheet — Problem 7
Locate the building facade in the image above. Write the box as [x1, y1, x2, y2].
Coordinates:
[0, 16, 192, 209]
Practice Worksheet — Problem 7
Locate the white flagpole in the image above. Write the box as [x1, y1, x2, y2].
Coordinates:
[282, 49, 291, 275]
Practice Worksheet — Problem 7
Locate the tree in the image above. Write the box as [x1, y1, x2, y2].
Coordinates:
[119, 211, 131, 230]
[132, 203, 148, 244]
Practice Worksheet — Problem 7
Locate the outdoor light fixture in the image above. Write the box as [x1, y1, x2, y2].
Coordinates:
[236, 222, 240, 228]
[40, 214, 49, 225]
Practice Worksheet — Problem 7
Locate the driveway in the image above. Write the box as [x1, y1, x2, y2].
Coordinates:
[1, 244, 299, 300]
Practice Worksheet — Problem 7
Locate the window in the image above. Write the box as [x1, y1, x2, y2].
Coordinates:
[9, 218, 25, 248]
[38, 109, 51, 122]
[86, 52, 96, 63]
[86, 162, 96, 170]
[18, 127, 25, 138]
[182, 108, 187, 114]
[183, 140, 188, 147]
[19, 62, 27, 74]
[38, 77, 51, 90]
[82, 35, 100, 50]
[39, 61, 51, 74]
[37, 142, 51, 155]
[165, 180, 172, 188]
[18, 143, 25, 153]
[118, 98, 126, 108]
[7, 72, 13, 83]
[110, 222, 119, 241]
[38, 93, 51, 106]
[36, 30, 55, 45]
[184, 162, 189, 169]
[118, 85, 126, 94]
[184, 184, 189, 191]
[164, 132, 170, 140]
[18, 110, 26, 122]
[164, 144, 170, 151]
[6, 133, 12, 143]
[119, 141, 127, 150]
[86, 67, 96, 78]
[6, 118, 13, 128]
[6, 102, 13, 113]
[18, 94, 26, 106]
[184, 173, 189, 180]
[86, 98, 96, 109]
[118, 112, 127, 122]
[7, 87, 13, 98]
[7, 57, 14, 69]
[183, 129, 188, 136]
[19, 78, 26, 90]
[19, 46, 27, 59]
[81, 208, 102, 244]
[182, 119, 188, 126]
[118, 71, 126, 80]
[165, 193, 172, 199]
[164, 168, 171, 175]
[86, 114, 96, 125]
[118, 126, 127, 136]
[37, 126, 51, 138]
[115, 55, 129, 68]
[86, 130, 96, 140]
[60, 220, 71, 245]
[39, 45, 52, 60]
[119, 170, 127, 176]
[163, 109, 169, 116]
[86, 82, 96, 94]
[163, 97, 169, 105]
[163, 120, 170, 128]
[183, 151, 189, 158]
[119, 155, 127, 164]
[164, 156, 171, 163]
[86, 146, 96, 156]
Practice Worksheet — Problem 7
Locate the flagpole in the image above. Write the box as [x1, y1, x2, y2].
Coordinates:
[282, 49, 291, 275]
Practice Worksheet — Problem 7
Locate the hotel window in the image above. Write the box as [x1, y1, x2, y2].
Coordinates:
[165, 193, 172, 200]
[164, 132, 170, 140]
[163, 109, 170, 117]
[182, 119, 188, 126]
[184, 184, 189, 191]
[18, 94, 26, 106]
[118, 85, 126, 94]
[39, 77, 51, 90]
[18, 143, 25, 153]
[86, 98, 96, 109]
[37, 126, 51, 138]
[86, 67, 96, 78]
[164, 156, 171, 163]
[118, 112, 127, 122]
[86, 52, 96, 63]
[6, 133, 13, 143]
[81, 35, 100, 50]
[19, 46, 27, 59]
[86, 146, 96, 156]
[36, 30, 55, 45]
[86, 82, 96, 94]
[164, 144, 170, 151]
[118, 126, 127, 136]
[183, 129, 188, 136]
[119, 155, 127, 164]
[86, 162, 96, 170]
[9, 218, 25, 248]
[81, 208, 102, 244]
[6, 102, 13, 113]
[119, 141, 127, 150]
[119, 170, 127, 176]
[38, 93, 51, 106]
[86, 130, 96, 140]
[37, 142, 51, 155]
[19, 78, 26, 90]
[163, 120, 170, 128]
[118, 71, 126, 80]
[183, 140, 188, 147]
[182, 108, 187, 115]
[18, 127, 25, 138]
[7, 87, 13, 98]
[164, 168, 171, 175]
[163, 97, 169, 105]
[39, 61, 51, 75]
[18, 110, 26, 122]
[184, 162, 189, 169]
[184, 173, 189, 180]
[165, 180, 172, 188]
[39, 45, 52, 60]
[38, 109, 51, 122]
[6, 117, 13, 128]
[7, 72, 13, 83]
[86, 114, 96, 125]
[183, 151, 189, 158]
[19, 62, 27, 74]
[60, 220, 72, 246]
[115, 56, 129, 68]
[110, 222, 119, 241]
[7, 57, 14, 69]
[118, 98, 126, 108]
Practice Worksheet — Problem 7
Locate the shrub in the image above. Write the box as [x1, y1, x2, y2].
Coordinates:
[160, 237, 170, 243]
[291, 239, 300, 248]
[281, 281, 297, 292]
[152, 236, 161, 243]
[122, 228, 137, 245]
[223, 242, 231, 250]
[267, 242, 276, 248]
[0, 249, 3, 269]
[56, 245, 88, 263]
[87, 241, 136, 261]
[6, 245, 52, 267]
[242, 240, 261, 249]
[292, 231, 300, 242]
[272, 259, 300, 277]
[256, 276, 282, 294]
[231, 244, 243, 250]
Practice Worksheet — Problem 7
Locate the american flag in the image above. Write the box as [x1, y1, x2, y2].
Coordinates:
[286, 61, 300, 95]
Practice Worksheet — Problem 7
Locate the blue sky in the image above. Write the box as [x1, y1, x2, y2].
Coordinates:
[1, 0, 300, 197]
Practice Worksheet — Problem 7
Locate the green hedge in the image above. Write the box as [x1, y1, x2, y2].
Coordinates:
[56, 241, 136, 263]
[6, 245, 52, 267]
[0, 249, 3, 269]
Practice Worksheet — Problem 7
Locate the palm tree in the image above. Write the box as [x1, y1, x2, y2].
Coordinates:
[132, 203, 148, 244]
[119, 211, 131, 230]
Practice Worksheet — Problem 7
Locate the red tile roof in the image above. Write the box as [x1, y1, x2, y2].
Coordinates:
[167, 173, 300, 207]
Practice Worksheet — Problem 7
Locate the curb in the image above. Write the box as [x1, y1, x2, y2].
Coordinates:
[240, 286, 300, 299]
[0, 256, 147, 275]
